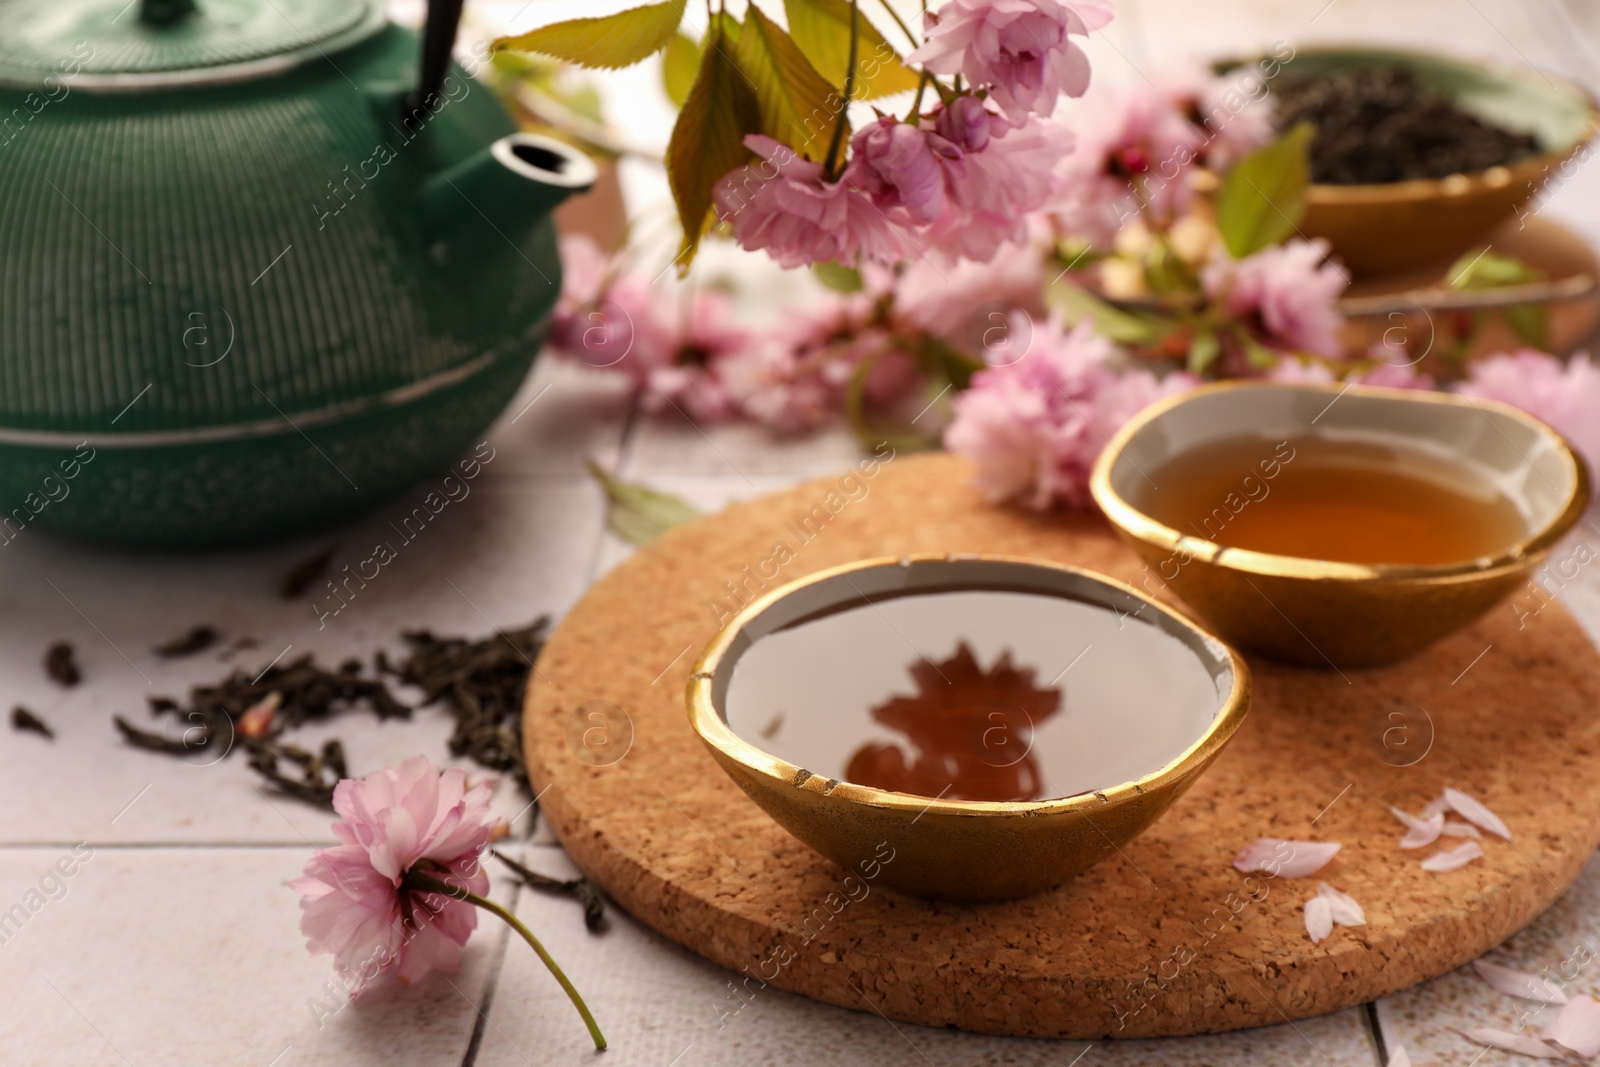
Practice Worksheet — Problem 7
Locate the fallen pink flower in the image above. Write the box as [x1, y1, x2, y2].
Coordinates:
[1544, 994, 1600, 1057]
[1473, 959, 1570, 1005]
[1390, 805, 1445, 850]
[1459, 1028, 1566, 1059]
[292, 756, 605, 1047]
[1421, 839, 1484, 872]
[1459, 350, 1600, 484]
[1444, 787, 1512, 840]
[1232, 838, 1341, 879]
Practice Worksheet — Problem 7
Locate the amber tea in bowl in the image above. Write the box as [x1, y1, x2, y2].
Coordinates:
[1092, 382, 1590, 668]
[687, 555, 1250, 902]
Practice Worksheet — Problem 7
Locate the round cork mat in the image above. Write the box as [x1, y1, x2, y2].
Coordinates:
[524, 453, 1600, 1039]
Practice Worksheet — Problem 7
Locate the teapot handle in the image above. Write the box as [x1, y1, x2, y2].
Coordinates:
[406, 0, 467, 116]
[141, 0, 197, 26]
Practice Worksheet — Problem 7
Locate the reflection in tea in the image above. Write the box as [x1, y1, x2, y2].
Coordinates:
[1139, 432, 1527, 565]
[845, 643, 1061, 802]
[723, 589, 1223, 802]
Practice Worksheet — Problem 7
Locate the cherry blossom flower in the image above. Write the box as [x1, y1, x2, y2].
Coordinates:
[1204, 239, 1349, 358]
[716, 136, 914, 269]
[891, 230, 1048, 341]
[548, 234, 668, 371]
[908, 0, 1113, 120]
[292, 756, 499, 991]
[1161, 65, 1276, 170]
[943, 315, 1194, 509]
[721, 294, 883, 433]
[1458, 350, 1600, 483]
[1051, 82, 1206, 247]
[850, 117, 960, 225]
[925, 103, 1066, 261]
[292, 757, 605, 1047]
[639, 289, 748, 424]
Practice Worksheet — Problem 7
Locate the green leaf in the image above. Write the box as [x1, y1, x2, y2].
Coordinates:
[1214, 123, 1313, 259]
[731, 7, 844, 161]
[844, 349, 943, 453]
[1187, 329, 1220, 375]
[1448, 249, 1545, 290]
[1502, 303, 1549, 348]
[666, 19, 761, 266]
[784, 0, 920, 100]
[1043, 280, 1164, 345]
[494, 0, 686, 70]
[813, 260, 863, 292]
[585, 459, 703, 546]
[661, 31, 702, 107]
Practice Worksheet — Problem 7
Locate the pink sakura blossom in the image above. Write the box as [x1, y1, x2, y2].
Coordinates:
[850, 117, 959, 225]
[548, 234, 667, 370]
[1458, 350, 1600, 482]
[1160, 65, 1276, 170]
[1204, 239, 1348, 358]
[1051, 82, 1206, 247]
[291, 757, 498, 992]
[715, 136, 913, 269]
[925, 102, 1066, 260]
[943, 315, 1195, 509]
[908, 0, 1113, 121]
[720, 294, 881, 432]
[639, 289, 748, 424]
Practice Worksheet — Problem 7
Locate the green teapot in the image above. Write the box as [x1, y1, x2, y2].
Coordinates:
[0, 0, 594, 546]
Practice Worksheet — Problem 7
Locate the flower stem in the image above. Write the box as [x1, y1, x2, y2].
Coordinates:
[823, 0, 861, 180]
[873, 0, 919, 49]
[404, 870, 606, 1051]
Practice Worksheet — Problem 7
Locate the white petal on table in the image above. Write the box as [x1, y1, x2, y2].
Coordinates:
[1458, 1027, 1567, 1058]
[1544, 994, 1600, 1057]
[1305, 895, 1334, 943]
[1317, 883, 1367, 927]
[1442, 820, 1483, 839]
[1473, 959, 1571, 1005]
[1395, 810, 1445, 850]
[1422, 840, 1485, 872]
[1386, 1047, 1411, 1067]
[1444, 787, 1513, 840]
[1234, 838, 1341, 878]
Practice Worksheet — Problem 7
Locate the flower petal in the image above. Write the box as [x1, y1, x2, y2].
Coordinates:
[1444, 787, 1512, 840]
[1394, 808, 1445, 850]
[1443, 820, 1482, 839]
[1474, 959, 1570, 1005]
[1304, 895, 1333, 943]
[1387, 1048, 1411, 1067]
[1421, 795, 1447, 820]
[1545, 994, 1600, 1057]
[1233, 838, 1341, 878]
[1458, 1028, 1566, 1058]
[1317, 883, 1366, 927]
[1422, 840, 1485, 872]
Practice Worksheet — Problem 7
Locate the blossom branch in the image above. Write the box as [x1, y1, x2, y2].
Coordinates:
[403, 869, 607, 1051]
[823, 0, 861, 179]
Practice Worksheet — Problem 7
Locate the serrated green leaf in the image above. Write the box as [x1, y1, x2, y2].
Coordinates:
[585, 459, 703, 546]
[1043, 280, 1164, 345]
[666, 20, 761, 267]
[662, 31, 702, 107]
[784, 0, 920, 100]
[1214, 123, 1313, 259]
[813, 260, 863, 292]
[494, 0, 686, 70]
[731, 7, 845, 161]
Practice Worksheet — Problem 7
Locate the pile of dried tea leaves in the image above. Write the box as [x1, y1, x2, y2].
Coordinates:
[1273, 65, 1541, 184]
[112, 616, 605, 929]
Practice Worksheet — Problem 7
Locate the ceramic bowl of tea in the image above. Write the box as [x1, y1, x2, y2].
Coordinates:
[686, 555, 1250, 903]
[1091, 382, 1591, 669]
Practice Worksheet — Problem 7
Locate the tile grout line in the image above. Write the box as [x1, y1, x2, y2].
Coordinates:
[1363, 1001, 1390, 1066]
[459, 877, 523, 1067]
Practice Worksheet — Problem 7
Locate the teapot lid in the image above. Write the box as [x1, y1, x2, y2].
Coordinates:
[0, 0, 385, 90]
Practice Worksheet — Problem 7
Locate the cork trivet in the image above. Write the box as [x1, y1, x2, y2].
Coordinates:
[525, 452, 1600, 1039]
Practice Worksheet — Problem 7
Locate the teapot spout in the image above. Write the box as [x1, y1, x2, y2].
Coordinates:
[420, 133, 597, 262]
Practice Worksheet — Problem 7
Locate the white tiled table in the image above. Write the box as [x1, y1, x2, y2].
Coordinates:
[7, 1, 1600, 1065]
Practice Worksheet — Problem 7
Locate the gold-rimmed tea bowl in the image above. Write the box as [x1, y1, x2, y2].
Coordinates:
[1091, 382, 1590, 669]
[686, 555, 1250, 903]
